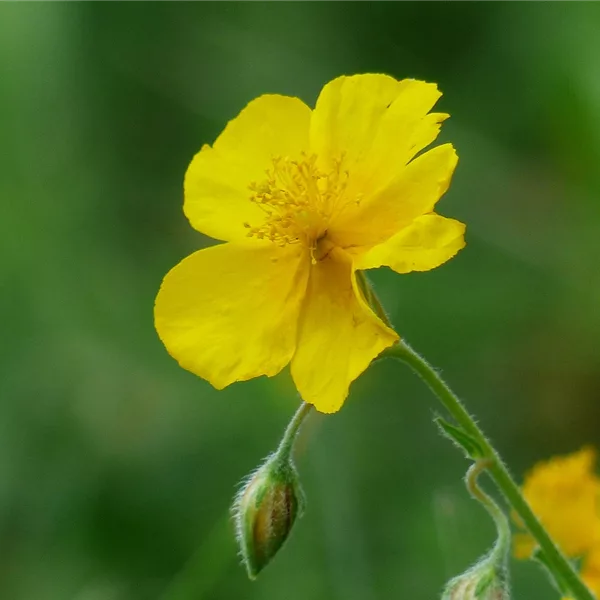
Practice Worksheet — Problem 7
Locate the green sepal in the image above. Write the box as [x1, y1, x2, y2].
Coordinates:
[442, 561, 509, 599]
[435, 417, 485, 459]
[473, 567, 499, 596]
[233, 454, 304, 580]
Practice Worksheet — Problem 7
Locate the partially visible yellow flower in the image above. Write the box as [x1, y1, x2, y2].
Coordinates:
[581, 546, 600, 597]
[155, 74, 465, 413]
[563, 546, 600, 600]
[514, 447, 600, 559]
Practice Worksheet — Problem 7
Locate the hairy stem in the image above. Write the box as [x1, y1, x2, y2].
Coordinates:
[275, 401, 313, 463]
[385, 341, 593, 600]
[466, 459, 510, 562]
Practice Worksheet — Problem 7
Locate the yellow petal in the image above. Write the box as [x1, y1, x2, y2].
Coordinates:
[354, 214, 466, 274]
[310, 74, 446, 198]
[155, 242, 309, 389]
[516, 447, 600, 558]
[330, 144, 458, 249]
[291, 250, 398, 413]
[581, 547, 600, 598]
[184, 95, 312, 242]
[512, 533, 536, 560]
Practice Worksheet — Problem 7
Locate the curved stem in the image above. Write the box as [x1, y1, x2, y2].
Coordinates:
[466, 459, 510, 562]
[385, 341, 593, 600]
[275, 401, 313, 462]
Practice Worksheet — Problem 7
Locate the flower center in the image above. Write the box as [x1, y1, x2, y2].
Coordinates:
[244, 153, 351, 253]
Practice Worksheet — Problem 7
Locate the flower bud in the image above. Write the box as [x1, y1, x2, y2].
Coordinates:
[442, 561, 509, 600]
[233, 454, 304, 579]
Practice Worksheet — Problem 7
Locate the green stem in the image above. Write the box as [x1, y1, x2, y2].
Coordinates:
[275, 401, 313, 463]
[466, 459, 510, 563]
[385, 341, 593, 600]
[356, 271, 392, 327]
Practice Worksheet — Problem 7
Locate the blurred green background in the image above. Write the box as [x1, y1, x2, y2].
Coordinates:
[2, 3, 600, 599]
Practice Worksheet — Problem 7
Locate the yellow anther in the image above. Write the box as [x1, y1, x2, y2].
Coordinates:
[244, 154, 355, 249]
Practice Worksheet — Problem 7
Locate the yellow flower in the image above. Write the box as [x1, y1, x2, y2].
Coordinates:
[580, 546, 600, 598]
[563, 546, 600, 600]
[154, 74, 465, 413]
[514, 447, 600, 560]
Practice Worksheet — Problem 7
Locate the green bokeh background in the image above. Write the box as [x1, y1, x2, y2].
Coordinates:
[2, 3, 600, 599]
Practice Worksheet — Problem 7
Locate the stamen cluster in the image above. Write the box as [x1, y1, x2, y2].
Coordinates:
[244, 153, 351, 248]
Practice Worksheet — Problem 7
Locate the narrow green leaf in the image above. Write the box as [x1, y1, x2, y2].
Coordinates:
[435, 417, 485, 459]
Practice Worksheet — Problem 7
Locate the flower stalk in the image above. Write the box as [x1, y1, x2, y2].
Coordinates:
[276, 402, 313, 462]
[383, 340, 594, 600]
[232, 402, 312, 579]
[464, 459, 510, 567]
[442, 459, 510, 599]
[357, 269, 592, 598]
